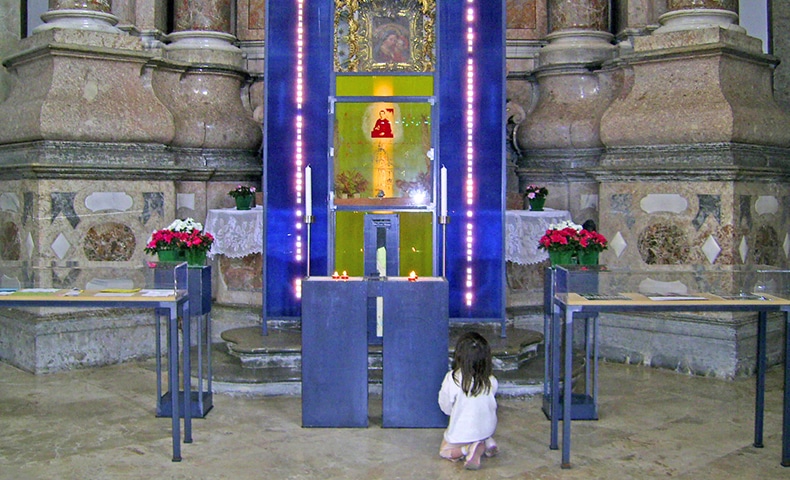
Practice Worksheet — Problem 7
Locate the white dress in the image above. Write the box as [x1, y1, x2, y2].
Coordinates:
[438, 370, 498, 444]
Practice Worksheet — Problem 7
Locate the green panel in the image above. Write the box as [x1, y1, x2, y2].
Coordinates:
[334, 211, 433, 277]
[398, 212, 433, 277]
[336, 76, 433, 97]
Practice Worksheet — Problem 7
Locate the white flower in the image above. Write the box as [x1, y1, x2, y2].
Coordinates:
[166, 218, 203, 233]
[549, 220, 582, 231]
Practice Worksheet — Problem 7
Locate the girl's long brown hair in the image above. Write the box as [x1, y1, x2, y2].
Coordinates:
[451, 331, 492, 396]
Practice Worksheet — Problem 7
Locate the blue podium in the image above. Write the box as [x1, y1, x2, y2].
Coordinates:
[301, 276, 449, 428]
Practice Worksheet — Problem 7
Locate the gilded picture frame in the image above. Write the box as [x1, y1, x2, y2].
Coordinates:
[335, 0, 435, 73]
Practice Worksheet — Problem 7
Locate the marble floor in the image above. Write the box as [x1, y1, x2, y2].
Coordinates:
[1, 359, 789, 480]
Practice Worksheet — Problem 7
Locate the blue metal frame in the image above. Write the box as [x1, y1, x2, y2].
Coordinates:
[263, 0, 506, 331]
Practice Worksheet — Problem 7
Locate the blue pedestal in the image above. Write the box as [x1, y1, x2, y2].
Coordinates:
[301, 277, 449, 428]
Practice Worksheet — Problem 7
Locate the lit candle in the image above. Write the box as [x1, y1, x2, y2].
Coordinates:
[305, 165, 312, 217]
[440, 165, 448, 217]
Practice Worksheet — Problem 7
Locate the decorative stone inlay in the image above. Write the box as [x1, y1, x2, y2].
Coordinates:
[0, 193, 20, 213]
[739, 236, 748, 263]
[83, 222, 136, 261]
[610, 194, 635, 229]
[141, 192, 165, 225]
[85, 192, 133, 212]
[640, 194, 687, 214]
[755, 196, 779, 215]
[701, 235, 721, 264]
[610, 231, 627, 257]
[739, 195, 752, 230]
[638, 223, 689, 264]
[0, 222, 21, 260]
[51, 233, 72, 259]
[785, 233, 790, 259]
[51, 193, 80, 228]
[753, 225, 779, 265]
[693, 195, 721, 230]
[177, 193, 196, 211]
[23, 192, 34, 226]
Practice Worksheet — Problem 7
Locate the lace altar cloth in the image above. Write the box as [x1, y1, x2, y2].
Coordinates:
[505, 209, 572, 265]
[204, 206, 263, 258]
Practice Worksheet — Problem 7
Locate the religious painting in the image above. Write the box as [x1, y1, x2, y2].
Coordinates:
[332, 101, 433, 207]
[335, 0, 435, 72]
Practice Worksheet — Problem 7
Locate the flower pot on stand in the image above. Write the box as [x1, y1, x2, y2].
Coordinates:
[548, 250, 574, 266]
[528, 197, 546, 211]
[185, 249, 207, 267]
[577, 250, 599, 265]
[235, 194, 253, 210]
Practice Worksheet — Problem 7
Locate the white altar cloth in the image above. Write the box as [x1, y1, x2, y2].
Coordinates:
[505, 209, 572, 265]
[204, 206, 263, 258]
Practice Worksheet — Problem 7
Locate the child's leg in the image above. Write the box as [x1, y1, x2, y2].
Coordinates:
[439, 439, 465, 462]
[463, 441, 486, 470]
[484, 436, 499, 457]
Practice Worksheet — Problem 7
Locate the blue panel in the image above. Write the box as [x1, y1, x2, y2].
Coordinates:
[264, 0, 331, 318]
[380, 279, 449, 428]
[438, 1, 505, 320]
[301, 278, 368, 427]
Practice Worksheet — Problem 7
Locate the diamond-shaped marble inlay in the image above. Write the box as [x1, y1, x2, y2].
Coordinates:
[784, 233, 790, 259]
[610, 232, 627, 257]
[739, 236, 749, 263]
[701, 235, 721, 264]
[51, 233, 71, 259]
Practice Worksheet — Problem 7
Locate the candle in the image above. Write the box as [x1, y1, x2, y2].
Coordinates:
[440, 165, 447, 217]
[305, 165, 312, 217]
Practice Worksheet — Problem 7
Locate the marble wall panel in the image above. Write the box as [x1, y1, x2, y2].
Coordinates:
[599, 181, 789, 269]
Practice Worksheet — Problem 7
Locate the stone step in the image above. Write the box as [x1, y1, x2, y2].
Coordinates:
[208, 323, 549, 397]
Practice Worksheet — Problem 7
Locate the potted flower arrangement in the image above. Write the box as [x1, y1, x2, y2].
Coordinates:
[524, 184, 549, 211]
[577, 228, 608, 265]
[538, 220, 582, 265]
[144, 218, 214, 267]
[229, 185, 256, 210]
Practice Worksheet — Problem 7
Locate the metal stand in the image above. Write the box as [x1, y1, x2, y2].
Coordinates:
[305, 214, 314, 277]
[439, 215, 449, 278]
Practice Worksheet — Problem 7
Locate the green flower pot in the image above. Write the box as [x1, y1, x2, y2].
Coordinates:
[577, 250, 599, 265]
[528, 197, 546, 211]
[548, 250, 574, 266]
[235, 194, 253, 210]
[185, 249, 207, 267]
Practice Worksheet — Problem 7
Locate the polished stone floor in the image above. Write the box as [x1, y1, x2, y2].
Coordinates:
[1, 359, 788, 480]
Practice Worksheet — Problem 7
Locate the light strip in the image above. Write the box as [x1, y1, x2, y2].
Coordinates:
[293, 0, 306, 297]
[464, 0, 476, 307]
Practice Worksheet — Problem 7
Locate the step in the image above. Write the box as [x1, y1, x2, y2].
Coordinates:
[209, 323, 549, 397]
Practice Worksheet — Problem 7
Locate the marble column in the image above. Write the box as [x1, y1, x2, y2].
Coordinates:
[515, 0, 614, 218]
[655, 0, 743, 34]
[157, 0, 261, 150]
[34, 0, 122, 33]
